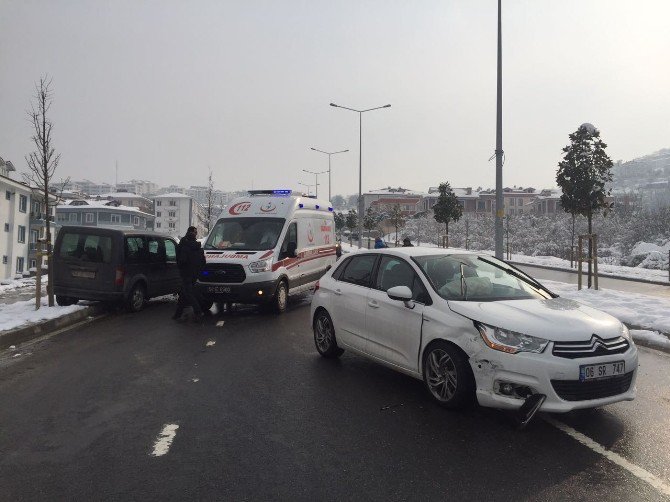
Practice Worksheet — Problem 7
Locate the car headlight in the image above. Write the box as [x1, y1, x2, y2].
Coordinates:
[621, 323, 632, 342]
[249, 258, 273, 273]
[475, 322, 549, 354]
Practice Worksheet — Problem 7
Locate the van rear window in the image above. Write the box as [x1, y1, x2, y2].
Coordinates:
[58, 232, 113, 263]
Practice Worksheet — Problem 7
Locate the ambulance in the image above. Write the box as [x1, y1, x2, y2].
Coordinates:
[197, 190, 338, 313]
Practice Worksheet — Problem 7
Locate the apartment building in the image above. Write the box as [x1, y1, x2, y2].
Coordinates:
[96, 192, 154, 214]
[55, 200, 154, 231]
[0, 158, 32, 279]
[153, 192, 207, 238]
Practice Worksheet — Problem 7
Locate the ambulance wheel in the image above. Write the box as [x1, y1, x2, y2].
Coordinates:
[272, 280, 288, 314]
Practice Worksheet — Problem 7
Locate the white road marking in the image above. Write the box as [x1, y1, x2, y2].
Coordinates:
[12, 353, 21, 358]
[546, 418, 670, 497]
[150, 424, 179, 457]
[205, 340, 216, 347]
[216, 321, 225, 327]
[191, 378, 199, 383]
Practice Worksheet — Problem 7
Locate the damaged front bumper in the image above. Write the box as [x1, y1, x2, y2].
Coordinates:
[470, 340, 638, 413]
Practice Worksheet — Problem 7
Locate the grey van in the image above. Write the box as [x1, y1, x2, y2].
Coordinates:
[53, 226, 181, 311]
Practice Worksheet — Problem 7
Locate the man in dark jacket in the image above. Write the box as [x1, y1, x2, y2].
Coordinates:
[173, 226, 207, 322]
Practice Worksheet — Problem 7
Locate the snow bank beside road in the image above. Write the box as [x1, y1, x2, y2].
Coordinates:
[0, 277, 44, 295]
[0, 298, 84, 332]
[544, 280, 670, 335]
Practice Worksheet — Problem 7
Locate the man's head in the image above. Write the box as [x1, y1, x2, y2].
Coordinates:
[186, 226, 197, 238]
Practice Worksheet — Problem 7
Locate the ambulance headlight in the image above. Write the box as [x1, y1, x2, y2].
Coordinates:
[249, 258, 273, 273]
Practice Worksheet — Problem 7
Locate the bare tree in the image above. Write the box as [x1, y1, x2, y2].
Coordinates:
[205, 168, 215, 233]
[23, 76, 61, 307]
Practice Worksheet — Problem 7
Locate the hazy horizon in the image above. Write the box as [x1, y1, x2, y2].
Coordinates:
[1, 0, 669, 196]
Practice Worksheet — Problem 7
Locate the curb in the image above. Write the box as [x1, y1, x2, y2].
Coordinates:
[509, 261, 670, 287]
[625, 323, 670, 355]
[0, 304, 106, 350]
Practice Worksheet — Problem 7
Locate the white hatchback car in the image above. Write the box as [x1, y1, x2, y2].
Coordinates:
[310, 248, 637, 420]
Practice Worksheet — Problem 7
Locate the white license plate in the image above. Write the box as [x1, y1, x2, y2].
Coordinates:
[579, 361, 625, 381]
[207, 286, 231, 294]
[71, 270, 96, 279]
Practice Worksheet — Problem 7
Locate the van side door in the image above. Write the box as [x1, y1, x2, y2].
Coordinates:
[163, 238, 181, 294]
[147, 236, 168, 295]
[277, 221, 300, 286]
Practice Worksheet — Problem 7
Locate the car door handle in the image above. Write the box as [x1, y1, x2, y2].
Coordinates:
[334, 289, 342, 296]
[367, 300, 379, 308]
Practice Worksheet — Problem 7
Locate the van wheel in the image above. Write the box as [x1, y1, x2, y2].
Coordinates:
[127, 284, 146, 312]
[200, 297, 214, 312]
[422, 342, 475, 409]
[56, 295, 77, 306]
[273, 280, 288, 314]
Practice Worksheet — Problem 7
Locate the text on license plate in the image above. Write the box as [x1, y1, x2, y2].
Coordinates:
[207, 286, 231, 294]
[71, 270, 95, 279]
[579, 361, 625, 381]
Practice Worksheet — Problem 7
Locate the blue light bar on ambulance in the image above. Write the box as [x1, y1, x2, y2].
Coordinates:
[248, 189, 292, 196]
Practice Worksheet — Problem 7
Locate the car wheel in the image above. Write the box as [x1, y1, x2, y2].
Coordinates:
[273, 280, 288, 314]
[127, 283, 146, 312]
[313, 309, 344, 358]
[422, 342, 475, 409]
[56, 295, 77, 306]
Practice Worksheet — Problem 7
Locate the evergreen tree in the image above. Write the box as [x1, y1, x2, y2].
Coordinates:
[432, 182, 463, 248]
[334, 211, 346, 238]
[345, 209, 358, 245]
[556, 124, 613, 285]
[363, 207, 382, 249]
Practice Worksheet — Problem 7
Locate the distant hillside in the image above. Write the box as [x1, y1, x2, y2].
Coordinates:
[613, 148, 670, 190]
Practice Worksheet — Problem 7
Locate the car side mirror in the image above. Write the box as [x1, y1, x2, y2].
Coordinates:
[287, 241, 297, 258]
[387, 285, 412, 302]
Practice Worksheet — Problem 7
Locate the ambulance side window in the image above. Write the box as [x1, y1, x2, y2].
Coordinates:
[279, 222, 298, 259]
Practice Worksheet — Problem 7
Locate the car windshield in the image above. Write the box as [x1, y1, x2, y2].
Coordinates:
[204, 217, 285, 251]
[413, 253, 552, 301]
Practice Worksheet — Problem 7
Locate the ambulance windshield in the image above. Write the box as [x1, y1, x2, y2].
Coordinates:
[204, 217, 286, 251]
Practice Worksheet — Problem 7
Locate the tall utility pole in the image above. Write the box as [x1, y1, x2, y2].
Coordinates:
[330, 102, 391, 249]
[310, 148, 349, 202]
[494, 0, 504, 260]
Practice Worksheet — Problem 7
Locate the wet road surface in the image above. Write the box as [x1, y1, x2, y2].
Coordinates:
[1, 297, 669, 501]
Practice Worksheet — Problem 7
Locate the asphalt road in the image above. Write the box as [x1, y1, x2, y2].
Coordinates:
[1, 297, 669, 501]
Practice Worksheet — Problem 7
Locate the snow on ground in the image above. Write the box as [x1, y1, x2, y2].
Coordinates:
[354, 238, 669, 283]
[543, 280, 670, 335]
[629, 330, 670, 351]
[0, 277, 44, 295]
[0, 297, 84, 332]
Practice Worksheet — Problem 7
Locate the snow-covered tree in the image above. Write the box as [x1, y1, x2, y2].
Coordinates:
[556, 124, 613, 285]
[345, 209, 358, 245]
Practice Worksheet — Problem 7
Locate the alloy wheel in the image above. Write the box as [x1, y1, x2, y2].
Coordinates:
[425, 349, 458, 402]
[315, 314, 334, 353]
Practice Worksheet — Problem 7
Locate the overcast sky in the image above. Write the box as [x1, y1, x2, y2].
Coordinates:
[1, 0, 669, 197]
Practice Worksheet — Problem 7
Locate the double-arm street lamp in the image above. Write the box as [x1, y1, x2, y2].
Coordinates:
[330, 102, 391, 248]
[298, 181, 319, 196]
[310, 148, 349, 202]
[302, 169, 328, 199]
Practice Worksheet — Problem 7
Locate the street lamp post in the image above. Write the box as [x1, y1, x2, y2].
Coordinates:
[494, 0, 504, 259]
[330, 102, 391, 249]
[298, 182, 319, 196]
[302, 169, 328, 199]
[310, 148, 349, 202]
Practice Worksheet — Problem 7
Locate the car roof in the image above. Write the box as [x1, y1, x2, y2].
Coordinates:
[349, 246, 480, 258]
